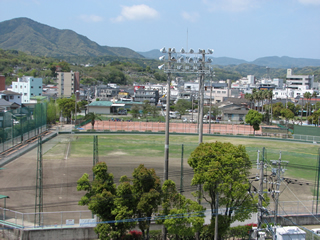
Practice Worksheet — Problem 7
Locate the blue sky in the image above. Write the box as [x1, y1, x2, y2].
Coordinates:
[0, 0, 320, 61]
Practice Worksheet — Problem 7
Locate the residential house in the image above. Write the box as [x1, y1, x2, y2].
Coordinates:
[0, 90, 22, 105]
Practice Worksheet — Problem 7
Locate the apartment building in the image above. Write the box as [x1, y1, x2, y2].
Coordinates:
[286, 69, 314, 90]
[56, 71, 80, 98]
[11, 76, 42, 103]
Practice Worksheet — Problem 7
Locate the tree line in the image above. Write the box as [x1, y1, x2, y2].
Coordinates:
[77, 141, 264, 240]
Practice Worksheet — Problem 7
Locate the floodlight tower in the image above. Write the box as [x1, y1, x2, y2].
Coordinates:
[159, 47, 214, 240]
[159, 47, 214, 180]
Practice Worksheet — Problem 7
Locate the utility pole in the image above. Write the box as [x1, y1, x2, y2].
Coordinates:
[158, 47, 213, 240]
[180, 144, 184, 195]
[316, 148, 320, 214]
[198, 50, 206, 144]
[164, 49, 171, 182]
[271, 152, 288, 226]
[208, 70, 214, 134]
[214, 192, 219, 240]
[93, 135, 99, 180]
[35, 136, 43, 227]
[257, 148, 265, 229]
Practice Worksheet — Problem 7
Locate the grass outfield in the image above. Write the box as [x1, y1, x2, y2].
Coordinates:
[44, 134, 320, 182]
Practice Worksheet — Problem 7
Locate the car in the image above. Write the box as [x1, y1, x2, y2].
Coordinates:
[118, 110, 127, 115]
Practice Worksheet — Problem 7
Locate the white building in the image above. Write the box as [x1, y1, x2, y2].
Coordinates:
[144, 84, 167, 96]
[11, 76, 42, 103]
[184, 82, 199, 91]
[286, 69, 314, 90]
[273, 89, 294, 100]
[0, 90, 22, 105]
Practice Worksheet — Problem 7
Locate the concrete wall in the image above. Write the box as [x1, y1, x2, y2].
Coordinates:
[0, 227, 98, 240]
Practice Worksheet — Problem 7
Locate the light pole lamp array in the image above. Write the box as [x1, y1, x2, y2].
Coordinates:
[159, 47, 214, 240]
[159, 47, 214, 180]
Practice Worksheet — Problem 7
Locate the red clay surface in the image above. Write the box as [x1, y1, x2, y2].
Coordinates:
[82, 121, 260, 135]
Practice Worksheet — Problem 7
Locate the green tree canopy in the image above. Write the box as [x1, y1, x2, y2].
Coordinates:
[57, 98, 76, 123]
[160, 180, 205, 238]
[245, 110, 263, 135]
[174, 99, 192, 117]
[77, 162, 119, 240]
[188, 141, 256, 238]
[83, 112, 102, 129]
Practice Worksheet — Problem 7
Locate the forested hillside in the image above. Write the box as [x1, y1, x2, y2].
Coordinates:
[0, 18, 143, 58]
[0, 49, 319, 86]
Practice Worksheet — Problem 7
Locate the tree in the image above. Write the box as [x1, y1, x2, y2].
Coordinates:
[188, 142, 256, 238]
[83, 112, 102, 130]
[304, 92, 312, 117]
[132, 164, 161, 240]
[130, 105, 140, 118]
[57, 98, 76, 123]
[281, 108, 294, 126]
[272, 102, 284, 119]
[244, 93, 254, 109]
[245, 110, 263, 135]
[115, 164, 162, 240]
[149, 105, 159, 118]
[267, 90, 273, 124]
[308, 109, 320, 126]
[46, 99, 58, 125]
[142, 100, 151, 118]
[160, 180, 205, 239]
[174, 99, 192, 117]
[252, 88, 258, 111]
[77, 162, 119, 240]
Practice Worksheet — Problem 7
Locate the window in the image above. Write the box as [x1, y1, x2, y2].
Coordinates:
[217, 91, 221, 93]
[31, 86, 33, 88]
[20, 86, 22, 88]
[10, 96, 13, 99]
[15, 86, 17, 88]
[39, 86, 41, 88]
[18, 96, 20, 98]
[39, 93, 41, 95]
[24, 93, 27, 96]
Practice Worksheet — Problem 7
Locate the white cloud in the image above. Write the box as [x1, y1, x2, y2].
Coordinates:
[79, 15, 103, 23]
[203, 0, 260, 12]
[298, 0, 320, 5]
[181, 11, 199, 22]
[112, 4, 159, 22]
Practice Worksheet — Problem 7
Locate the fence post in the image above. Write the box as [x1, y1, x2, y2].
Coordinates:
[61, 212, 63, 228]
[22, 212, 24, 228]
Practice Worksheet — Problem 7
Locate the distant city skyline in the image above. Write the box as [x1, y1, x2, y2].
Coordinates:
[1, 0, 319, 61]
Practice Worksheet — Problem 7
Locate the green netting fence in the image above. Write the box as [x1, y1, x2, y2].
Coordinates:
[0, 102, 47, 152]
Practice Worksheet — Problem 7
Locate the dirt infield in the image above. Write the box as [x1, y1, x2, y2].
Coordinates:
[0, 135, 196, 215]
[0, 133, 317, 227]
[82, 121, 260, 135]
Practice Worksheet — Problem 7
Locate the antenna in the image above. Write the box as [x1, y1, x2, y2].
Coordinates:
[187, 28, 188, 53]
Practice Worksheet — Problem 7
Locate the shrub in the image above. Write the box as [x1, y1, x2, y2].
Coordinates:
[128, 230, 142, 239]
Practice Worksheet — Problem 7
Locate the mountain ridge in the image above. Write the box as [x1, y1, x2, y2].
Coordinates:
[0, 17, 144, 58]
[138, 50, 320, 68]
[1, 17, 320, 68]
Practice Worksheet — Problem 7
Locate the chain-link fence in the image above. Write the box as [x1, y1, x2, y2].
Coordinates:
[0, 207, 93, 229]
[0, 103, 47, 152]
